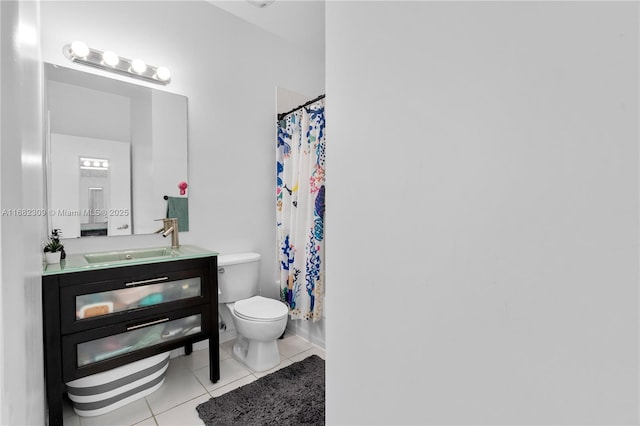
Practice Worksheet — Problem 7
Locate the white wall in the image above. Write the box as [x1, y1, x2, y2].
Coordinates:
[40, 1, 325, 300]
[0, 1, 45, 424]
[277, 86, 312, 115]
[326, 2, 638, 425]
[47, 79, 132, 142]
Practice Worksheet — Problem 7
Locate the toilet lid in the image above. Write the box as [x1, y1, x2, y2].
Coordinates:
[234, 296, 288, 321]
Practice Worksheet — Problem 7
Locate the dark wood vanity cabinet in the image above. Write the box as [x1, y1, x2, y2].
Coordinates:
[42, 256, 219, 426]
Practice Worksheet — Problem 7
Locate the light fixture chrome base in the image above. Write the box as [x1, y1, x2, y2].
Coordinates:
[62, 43, 170, 85]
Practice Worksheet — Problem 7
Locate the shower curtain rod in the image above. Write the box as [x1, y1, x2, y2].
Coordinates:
[277, 94, 325, 121]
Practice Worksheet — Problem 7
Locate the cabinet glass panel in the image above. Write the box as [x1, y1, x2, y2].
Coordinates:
[75, 278, 201, 320]
[77, 314, 202, 367]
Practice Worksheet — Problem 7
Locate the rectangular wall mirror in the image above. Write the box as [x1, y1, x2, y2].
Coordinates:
[44, 63, 189, 238]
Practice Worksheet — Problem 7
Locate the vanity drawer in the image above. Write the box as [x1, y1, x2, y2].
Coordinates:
[59, 263, 210, 334]
[61, 305, 210, 382]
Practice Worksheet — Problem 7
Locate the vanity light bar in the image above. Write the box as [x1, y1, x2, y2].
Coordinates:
[80, 157, 109, 171]
[63, 41, 171, 85]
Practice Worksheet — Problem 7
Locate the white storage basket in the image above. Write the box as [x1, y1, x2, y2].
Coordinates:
[65, 351, 170, 417]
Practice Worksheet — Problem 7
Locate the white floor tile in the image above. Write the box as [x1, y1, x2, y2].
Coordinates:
[193, 356, 252, 392]
[133, 416, 158, 426]
[63, 414, 80, 426]
[154, 394, 210, 426]
[277, 335, 315, 358]
[253, 357, 294, 378]
[145, 362, 208, 416]
[169, 348, 210, 372]
[208, 375, 258, 398]
[289, 345, 326, 363]
[78, 398, 152, 426]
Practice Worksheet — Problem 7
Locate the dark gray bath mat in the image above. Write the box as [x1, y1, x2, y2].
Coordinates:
[196, 354, 325, 426]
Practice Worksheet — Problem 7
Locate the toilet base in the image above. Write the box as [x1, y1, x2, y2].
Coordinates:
[232, 335, 281, 372]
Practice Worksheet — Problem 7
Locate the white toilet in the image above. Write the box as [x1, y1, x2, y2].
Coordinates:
[217, 253, 289, 372]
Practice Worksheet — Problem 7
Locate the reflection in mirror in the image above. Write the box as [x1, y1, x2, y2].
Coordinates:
[50, 134, 131, 237]
[44, 63, 189, 238]
[82, 157, 109, 233]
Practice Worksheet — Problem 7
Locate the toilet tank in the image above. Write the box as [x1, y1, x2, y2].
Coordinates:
[217, 252, 261, 304]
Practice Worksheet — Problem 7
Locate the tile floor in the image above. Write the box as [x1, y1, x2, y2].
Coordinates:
[62, 332, 325, 426]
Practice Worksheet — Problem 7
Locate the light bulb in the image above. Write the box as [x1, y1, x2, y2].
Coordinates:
[130, 59, 146, 74]
[101, 161, 109, 168]
[155, 66, 171, 82]
[83, 160, 91, 167]
[102, 51, 119, 67]
[93, 161, 100, 167]
[70, 41, 89, 58]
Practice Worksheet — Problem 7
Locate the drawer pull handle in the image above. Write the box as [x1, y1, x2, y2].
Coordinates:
[125, 276, 169, 287]
[127, 317, 169, 331]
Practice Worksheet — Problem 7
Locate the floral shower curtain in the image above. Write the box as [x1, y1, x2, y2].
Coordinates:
[276, 97, 325, 322]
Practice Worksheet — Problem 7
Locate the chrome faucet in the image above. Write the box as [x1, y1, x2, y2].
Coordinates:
[155, 218, 179, 248]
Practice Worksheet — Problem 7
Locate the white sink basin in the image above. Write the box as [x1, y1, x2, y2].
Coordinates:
[83, 247, 174, 264]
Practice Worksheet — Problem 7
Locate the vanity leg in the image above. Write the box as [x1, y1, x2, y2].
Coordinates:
[43, 277, 64, 426]
[184, 342, 193, 355]
[209, 336, 220, 383]
[46, 390, 63, 426]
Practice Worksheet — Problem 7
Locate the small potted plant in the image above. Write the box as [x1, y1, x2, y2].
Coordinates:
[44, 230, 65, 264]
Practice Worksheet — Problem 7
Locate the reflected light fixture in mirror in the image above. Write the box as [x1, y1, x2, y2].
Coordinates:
[63, 41, 171, 85]
[80, 157, 109, 171]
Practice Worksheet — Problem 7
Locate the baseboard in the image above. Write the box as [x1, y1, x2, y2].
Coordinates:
[287, 317, 325, 349]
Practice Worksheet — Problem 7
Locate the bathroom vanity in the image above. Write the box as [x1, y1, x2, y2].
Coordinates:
[41, 245, 219, 426]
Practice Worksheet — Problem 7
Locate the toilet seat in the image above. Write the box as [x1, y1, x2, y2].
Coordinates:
[233, 296, 288, 322]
